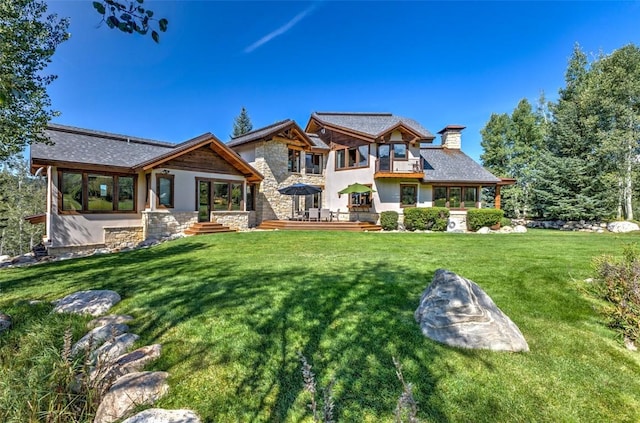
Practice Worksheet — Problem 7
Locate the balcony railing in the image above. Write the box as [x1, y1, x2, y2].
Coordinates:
[375, 158, 423, 174]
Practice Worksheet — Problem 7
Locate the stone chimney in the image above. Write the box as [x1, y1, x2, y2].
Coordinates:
[438, 125, 466, 149]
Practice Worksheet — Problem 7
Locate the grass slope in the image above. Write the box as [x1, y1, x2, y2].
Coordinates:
[1, 230, 640, 422]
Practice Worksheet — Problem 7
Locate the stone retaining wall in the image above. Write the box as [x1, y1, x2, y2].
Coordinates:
[48, 243, 107, 256]
[211, 211, 250, 230]
[104, 226, 144, 249]
[514, 219, 606, 233]
[143, 211, 198, 240]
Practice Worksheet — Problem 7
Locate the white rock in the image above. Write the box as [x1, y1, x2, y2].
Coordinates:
[476, 227, 491, 234]
[121, 409, 201, 423]
[500, 225, 514, 233]
[88, 314, 134, 329]
[94, 344, 162, 384]
[53, 290, 121, 316]
[0, 255, 10, 263]
[92, 333, 140, 364]
[94, 371, 169, 423]
[513, 225, 527, 233]
[607, 221, 640, 233]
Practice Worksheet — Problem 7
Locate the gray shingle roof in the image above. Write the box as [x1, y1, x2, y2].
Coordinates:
[226, 120, 295, 147]
[306, 133, 329, 150]
[32, 124, 174, 168]
[421, 147, 501, 184]
[311, 112, 435, 140]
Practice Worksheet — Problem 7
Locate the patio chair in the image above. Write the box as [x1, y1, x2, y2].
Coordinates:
[320, 208, 331, 222]
[308, 208, 319, 221]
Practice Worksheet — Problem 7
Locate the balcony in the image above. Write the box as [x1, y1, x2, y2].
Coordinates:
[374, 158, 424, 179]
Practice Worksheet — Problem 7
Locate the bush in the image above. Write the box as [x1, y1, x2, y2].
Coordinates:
[501, 217, 512, 228]
[592, 245, 640, 343]
[404, 207, 449, 231]
[380, 211, 399, 231]
[467, 209, 504, 231]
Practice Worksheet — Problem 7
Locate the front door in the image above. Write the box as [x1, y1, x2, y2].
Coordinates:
[198, 180, 211, 222]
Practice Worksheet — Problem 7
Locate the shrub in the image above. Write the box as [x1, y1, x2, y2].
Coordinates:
[404, 207, 449, 231]
[500, 217, 512, 228]
[467, 209, 505, 231]
[592, 245, 640, 343]
[380, 211, 399, 231]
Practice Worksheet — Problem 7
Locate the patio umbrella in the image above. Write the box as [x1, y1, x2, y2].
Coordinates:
[338, 183, 376, 221]
[278, 183, 322, 219]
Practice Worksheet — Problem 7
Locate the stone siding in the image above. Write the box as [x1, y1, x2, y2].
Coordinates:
[104, 226, 144, 249]
[142, 211, 198, 240]
[253, 141, 325, 223]
[211, 211, 250, 230]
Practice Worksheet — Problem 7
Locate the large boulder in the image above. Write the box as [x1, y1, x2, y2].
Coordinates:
[53, 290, 121, 316]
[415, 269, 529, 352]
[92, 333, 140, 364]
[71, 323, 129, 356]
[94, 371, 169, 423]
[607, 221, 640, 233]
[93, 344, 162, 386]
[121, 409, 201, 423]
[0, 312, 11, 334]
[513, 225, 527, 233]
[88, 314, 134, 329]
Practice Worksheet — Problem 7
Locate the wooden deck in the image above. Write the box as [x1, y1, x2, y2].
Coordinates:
[257, 220, 382, 232]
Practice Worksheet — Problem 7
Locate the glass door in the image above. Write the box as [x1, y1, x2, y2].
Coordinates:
[378, 144, 390, 171]
[198, 180, 211, 222]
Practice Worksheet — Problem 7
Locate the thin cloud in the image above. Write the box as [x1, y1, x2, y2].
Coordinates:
[244, 4, 318, 53]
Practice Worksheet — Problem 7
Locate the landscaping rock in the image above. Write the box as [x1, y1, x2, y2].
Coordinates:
[94, 344, 162, 384]
[0, 312, 11, 333]
[88, 314, 134, 329]
[607, 221, 640, 233]
[624, 337, 637, 352]
[71, 323, 129, 356]
[415, 269, 529, 352]
[476, 227, 491, 234]
[499, 225, 514, 233]
[121, 409, 201, 423]
[92, 333, 140, 364]
[513, 225, 527, 233]
[0, 255, 10, 263]
[53, 290, 121, 316]
[94, 371, 169, 423]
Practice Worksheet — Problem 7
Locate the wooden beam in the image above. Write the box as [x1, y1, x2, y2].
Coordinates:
[495, 185, 501, 210]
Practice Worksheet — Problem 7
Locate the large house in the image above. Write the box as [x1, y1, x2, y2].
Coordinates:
[30, 112, 507, 254]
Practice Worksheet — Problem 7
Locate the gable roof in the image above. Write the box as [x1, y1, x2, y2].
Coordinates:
[31, 124, 263, 182]
[226, 119, 326, 150]
[421, 147, 501, 184]
[306, 112, 435, 142]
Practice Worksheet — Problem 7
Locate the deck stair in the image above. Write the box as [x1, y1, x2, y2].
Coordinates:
[184, 222, 237, 235]
[257, 220, 382, 232]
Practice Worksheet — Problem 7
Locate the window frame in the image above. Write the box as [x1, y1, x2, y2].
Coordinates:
[305, 153, 323, 175]
[288, 148, 302, 173]
[348, 185, 373, 209]
[335, 145, 370, 170]
[58, 169, 137, 214]
[392, 143, 408, 161]
[432, 186, 479, 210]
[400, 184, 418, 208]
[156, 174, 175, 209]
[195, 177, 246, 212]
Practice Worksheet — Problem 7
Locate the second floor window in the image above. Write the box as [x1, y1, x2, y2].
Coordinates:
[336, 145, 370, 170]
[288, 149, 301, 173]
[305, 153, 323, 175]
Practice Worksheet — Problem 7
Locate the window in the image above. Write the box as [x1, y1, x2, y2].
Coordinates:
[157, 174, 174, 208]
[349, 190, 372, 208]
[230, 183, 242, 211]
[288, 149, 301, 173]
[61, 172, 83, 211]
[59, 170, 136, 213]
[305, 191, 322, 210]
[305, 153, 323, 175]
[213, 182, 229, 210]
[336, 145, 370, 170]
[393, 143, 407, 160]
[400, 184, 417, 207]
[432, 186, 478, 209]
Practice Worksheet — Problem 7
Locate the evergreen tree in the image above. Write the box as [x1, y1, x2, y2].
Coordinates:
[232, 107, 253, 137]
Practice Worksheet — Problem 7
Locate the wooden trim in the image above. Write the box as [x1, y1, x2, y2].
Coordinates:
[34, 159, 132, 175]
[400, 184, 418, 208]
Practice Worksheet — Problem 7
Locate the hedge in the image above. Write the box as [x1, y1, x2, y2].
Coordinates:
[404, 207, 449, 231]
[380, 211, 399, 230]
[467, 209, 505, 231]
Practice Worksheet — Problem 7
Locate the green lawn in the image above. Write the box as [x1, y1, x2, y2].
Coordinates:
[1, 230, 640, 422]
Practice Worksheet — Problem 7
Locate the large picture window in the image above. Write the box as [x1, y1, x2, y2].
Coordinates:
[59, 170, 136, 213]
[336, 145, 370, 170]
[432, 186, 478, 209]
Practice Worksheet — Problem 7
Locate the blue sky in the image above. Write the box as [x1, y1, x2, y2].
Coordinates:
[44, 1, 640, 160]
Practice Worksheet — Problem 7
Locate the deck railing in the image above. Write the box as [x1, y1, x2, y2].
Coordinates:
[375, 158, 423, 173]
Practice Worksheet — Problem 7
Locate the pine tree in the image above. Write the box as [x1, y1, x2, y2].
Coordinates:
[231, 107, 253, 137]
